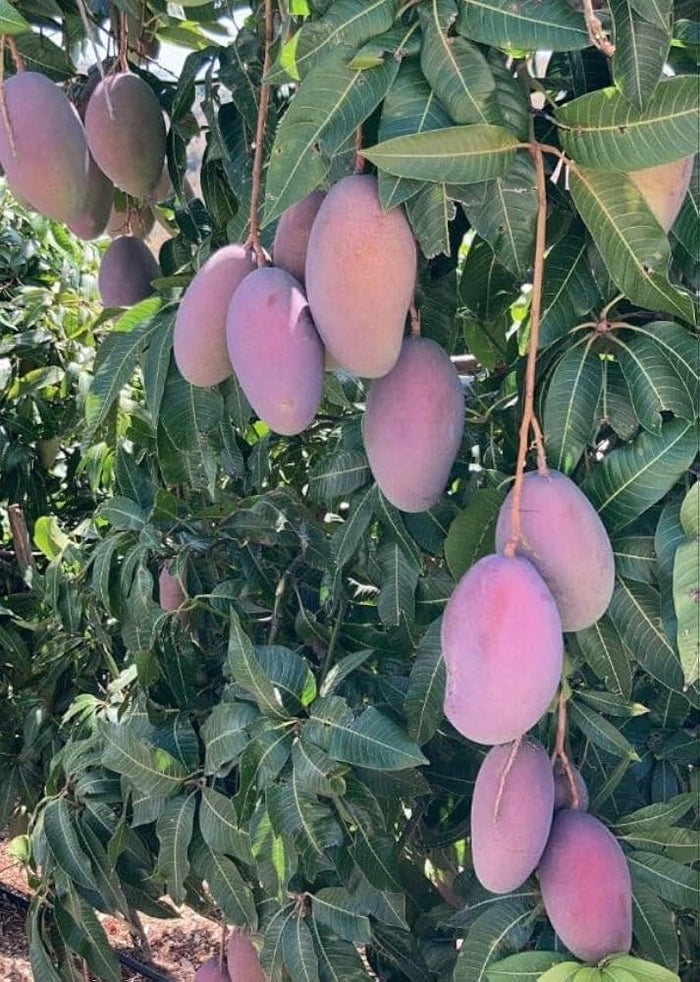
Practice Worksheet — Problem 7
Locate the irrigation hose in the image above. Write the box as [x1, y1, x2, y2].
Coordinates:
[0, 882, 176, 981]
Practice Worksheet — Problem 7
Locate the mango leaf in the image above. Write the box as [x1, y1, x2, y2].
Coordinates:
[310, 919, 370, 982]
[142, 310, 174, 422]
[160, 370, 224, 451]
[610, 0, 670, 110]
[680, 482, 699, 538]
[200, 787, 254, 864]
[487, 952, 572, 980]
[311, 888, 371, 944]
[544, 335, 602, 474]
[0, 0, 31, 34]
[631, 879, 679, 972]
[419, 0, 501, 126]
[43, 798, 95, 892]
[559, 76, 699, 170]
[293, 0, 398, 78]
[457, 0, 589, 52]
[629, 0, 671, 28]
[628, 851, 699, 908]
[568, 167, 695, 323]
[225, 611, 288, 718]
[612, 536, 657, 583]
[576, 615, 633, 698]
[328, 706, 427, 771]
[96, 496, 147, 532]
[235, 727, 293, 822]
[282, 914, 319, 982]
[101, 723, 187, 797]
[459, 240, 519, 368]
[583, 420, 699, 533]
[192, 839, 258, 928]
[405, 182, 455, 259]
[606, 955, 679, 980]
[609, 578, 684, 692]
[673, 538, 699, 687]
[263, 47, 399, 225]
[155, 794, 196, 905]
[60, 888, 121, 982]
[364, 125, 519, 184]
[331, 483, 378, 569]
[201, 702, 258, 775]
[28, 903, 62, 982]
[308, 450, 370, 502]
[445, 487, 506, 579]
[539, 224, 601, 348]
[453, 897, 536, 981]
[374, 491, 422, 570]
[569, 699, 639, 759]
[376, 542, 419, 629]
[612, 333, 696, 432]
[405, 617, 445, 744]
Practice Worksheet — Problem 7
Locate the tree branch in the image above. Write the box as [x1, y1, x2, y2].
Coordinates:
[246, 0, 274, 266]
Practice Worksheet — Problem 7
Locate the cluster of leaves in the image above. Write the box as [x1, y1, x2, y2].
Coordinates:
[0, 0, 698, 980]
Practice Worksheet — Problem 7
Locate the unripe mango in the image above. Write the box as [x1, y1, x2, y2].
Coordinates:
[538, 810, 632, 963]
[226, 267, 324, 435]
[226, 930, 265, 981]
[628, 155, 694, 232]
[363, 337, 464, 512]
[305, 175, 417, 378]
[98, 235, 159, 308]
[0, 72, 90, 225]
[495, 469, 614, 632]
[194, 956, 229, 982]
[273, 189, 326, 285]
[173, 244, 256, 387]
[442, 554, 563, 745]
[85, 73, 166, 198]
[67, 154, 114, 240]
[471, 738, 554, 893]
[553, 762, 589, 811]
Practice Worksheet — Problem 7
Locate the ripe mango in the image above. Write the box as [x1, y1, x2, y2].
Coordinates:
[273, 189, 326, 285]
[98, 235, 159, 308]
[628, 155, 694, 231]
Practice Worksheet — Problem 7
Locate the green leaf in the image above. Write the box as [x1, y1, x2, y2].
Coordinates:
[629, 0, 671, 28]
[75, 819, 130, 918]
[374, 491, 422, 570]
[583, 420, 699, 533]
[61, 888, 121, 982]
[311, 919, 370, 982]
[376, 541, 419, 629]
[606, 955, 679, 981]
[200, 787, 254, 864]
[487, 951, 572, 980]
[626, 323, 699, 414]
[0, 0, 31, 34]
[12, 31, 75, 80]
[28, 904, 62, 982]
[235, 727, 293, 822]
[613, 535, 657, 583]
[459, 239, 520, 368]
[568, 167, 695, 323]
[160, 369, 224, 451]
[673, 537, 699, 687]
[559, 77, 699, 170]
[445, 487, 506, 579]
[365, 124, 519, 184]
[101, 723, 187, 797]
[613, 333, 696, 433]
[311, 888, 371, 944]
[453, 897, 536, 981]
[33, 515, 69, 560]
[608, 578, 684, 692]
[457, 0, 589, 52]
[96, 495, 147, 532]
[328, 706, 427, 771]
[155, 794, 196, 905]
[628, 851, 699, 908]
[292, 738, 345, 796]
[405, 182, 455, 259]
[225, 611, 288, 718]
[631, 879, 679, 972]
[451, 152, 537, 277]
[544, 336, 602, 474]
[539, 965, 584, 981]
[192, 839, 258, 928]
[405, 617, 445, 744]
[419, 0, 501, 126]
[201, 702, 258, 775]
[570, 699, 640, 759]
[257, 645, 317, 713]
[308, 450, 371, 502]
[610, 0, 670, 110]
[282, 914, 319, 982]
[331, 483, 378, 569]
[142, 311, 174, 422]
[293, 0, 398, 78]
[263, 47, 399, 225]
[539, 224, 600, 348]
[267, 778, 342, 864]
[680, 482, 699, 538]
[43, 798, 94, 892]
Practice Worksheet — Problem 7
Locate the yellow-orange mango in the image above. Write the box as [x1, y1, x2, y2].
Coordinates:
[173, 244, 256, 387]
[442, 554, 563, 745]
[363, 337, 464, 512]
[305, 175, 416, 378]
[85, 73, 166, 198]
[495, 469, 614, 632]
[628, 155, 694, 231]
[273, 189, 326, 284]
[0, 72, 90, 224]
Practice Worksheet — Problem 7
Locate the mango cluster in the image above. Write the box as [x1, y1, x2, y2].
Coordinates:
[0, 69, 169, 309]
[174, 175, 465, 509]
[194, 930, 265, 981]
[443, 470, 631, 961]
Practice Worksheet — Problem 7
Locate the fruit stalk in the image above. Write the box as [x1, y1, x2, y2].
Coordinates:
[247, 0, 274, 267]
[0, 37, 18, 158]
[354, 125, 364, 174]
[503, 142, 549, 557]
[552, 689, 580, 810]
[6, 36, 25, 72]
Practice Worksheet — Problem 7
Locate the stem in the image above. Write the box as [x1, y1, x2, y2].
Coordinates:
[493, 735, 523, 821]
[0, 38, 18, 159]
[9, 504, 35, 575]
[582, 0, 616, 57]
[6, 36, 24, 72]
[504, 143, 549, 557]
[268, 573, 287, 644]
[246, 0, 274, 267]
[552, 689, 580, 810]
[353, 126, 365, 174]
[118, 11, 129, 72]
[320, 598, 346, 684]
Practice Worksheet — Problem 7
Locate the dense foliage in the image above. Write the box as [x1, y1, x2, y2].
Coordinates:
[0, 0, 698, 980]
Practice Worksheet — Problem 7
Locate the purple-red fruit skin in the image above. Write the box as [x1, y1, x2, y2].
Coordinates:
[0, 72, 90, 225]
[305, 174, 416, 378]
[67, 154, 114, 240]
[227, 930, 266, 981]
[538, 809, 632, 963]
[85, 73, 166, 198]
[363, 336, 464, 512]
[194, 956, 229, 982]
[98, 236, 159, 308]
[226, 267, 324, 436]
[553, 762, 589, 811]
[471, 738, 555, 894]
[442, 554, 563, 746]
[273, 189, 326, 285]
[159, 567, 186, 612]
[495, 469, 614, 632]
[173, 244, 255, 387]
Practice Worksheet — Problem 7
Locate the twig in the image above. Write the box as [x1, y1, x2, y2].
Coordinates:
[118, 11, 129, 72]
[9, 504, 35, 575]
[493, 736, 523, 821]
[353, 126, 365, 174]
[246, 0, 274, 267]
[582, 0, 616, 57]
[503, 143, 549, 557]
[0, 37, 18, 159]
[551, 689, 580, 810]
[6, 37, 24, 72]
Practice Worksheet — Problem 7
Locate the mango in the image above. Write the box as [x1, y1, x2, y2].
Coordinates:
[67, 153, 113, 240]
[628, 155, 695, 231]
[194, 957, 229, 982]
[273, 189, 326, 285]
[226, 930, 265, 981]
[553, 762, 589, 811]
[98, 235, 159, 308]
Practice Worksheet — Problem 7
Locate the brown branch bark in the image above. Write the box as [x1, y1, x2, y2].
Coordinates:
[246, 0, 274, 267]
[9, 504, 35, 575]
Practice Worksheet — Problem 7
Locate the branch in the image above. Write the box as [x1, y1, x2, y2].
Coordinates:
[9, 504, 35, 576]
[503, 142, 549, 557]
[246, 0, 274, 267]
[552, 689, 580, 810]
